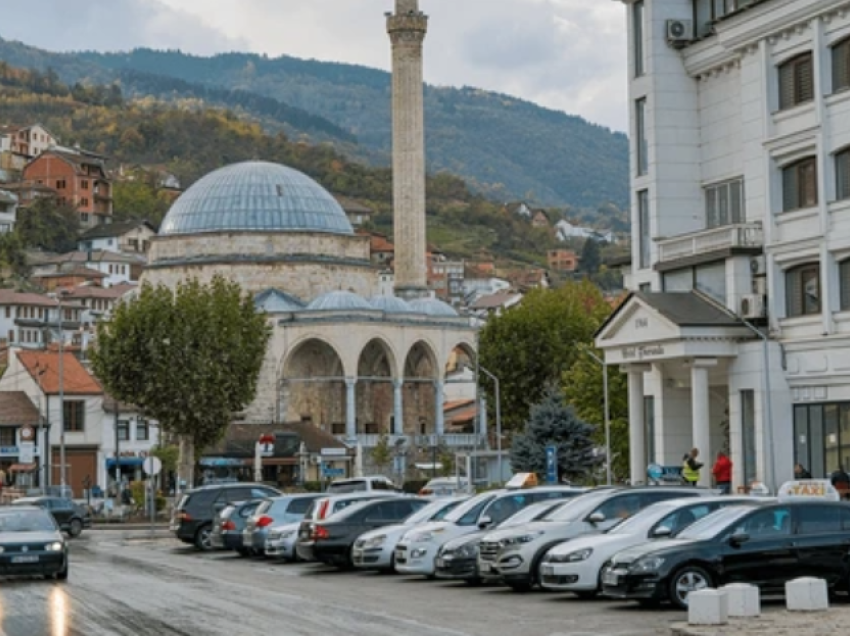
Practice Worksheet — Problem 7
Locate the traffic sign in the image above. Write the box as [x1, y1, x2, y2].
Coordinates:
[143, 456, 162, 476]
[322, 466, 345, 478]
[545, 445, 557, 484]
[321, 447, 347, 457]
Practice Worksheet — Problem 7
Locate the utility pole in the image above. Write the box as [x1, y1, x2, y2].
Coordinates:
[57, 293, 67, 493]
[478, 366, 502, 483]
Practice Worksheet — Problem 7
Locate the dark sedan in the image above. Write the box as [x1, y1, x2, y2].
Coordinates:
[0, 506, 68, 580]
[297, 498, 429, 567]
[601, 500, 850, 609]
[211, 500, 263, 555]
[12, 497, 91, 538]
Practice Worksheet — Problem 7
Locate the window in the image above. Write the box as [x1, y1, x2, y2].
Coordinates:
[778, 53, 814, 110]
[837, 148, 850, 201]
[63, 400, 85, 432]
[286, 496, 317, 515]
[0, 428, 15, 446]
[636, 98, 648, 176]
[7, 330, 13, 342]
[644, 395, 655, 466]
[80, 198, 89, 207]
[136, 420, 149, 441]
[55, 179, 66, 189]
[116, 420, 130, 441]
[741, 390, 757, 485]
[786, 263, 821, 317]
[595, 494, 642, 521]
[638, 190, 650, 268]
[839, 259, 850, 311]
[782, 157, 818, 211]
[81, 180, 89, 190]
[833, 37, 850, 93]
[633, 1, 645, 77]
[705, 178, 744, 227]
[733, 507, 792, 537]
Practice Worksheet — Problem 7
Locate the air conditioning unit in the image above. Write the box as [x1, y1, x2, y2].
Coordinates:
[310, 455, 321, 465]
[666, 19, 693, 44]
[740, 294, 766, 319]
[750, 255, 767, 276]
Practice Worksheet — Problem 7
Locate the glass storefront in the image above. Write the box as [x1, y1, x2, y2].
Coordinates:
[794, 403, 850, 478]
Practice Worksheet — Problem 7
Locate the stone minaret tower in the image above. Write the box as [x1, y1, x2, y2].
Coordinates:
[387, 0, 428, 299]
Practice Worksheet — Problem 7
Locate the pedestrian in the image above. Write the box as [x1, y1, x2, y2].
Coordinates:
[830, 465, 850, 499]
[794, 462, 812, 479]
[682, 448, 703, 486]
[712, 451, 732, 494]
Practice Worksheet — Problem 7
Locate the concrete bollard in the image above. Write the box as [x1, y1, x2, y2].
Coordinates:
[688, 589, 729, 626]
[722, 583, 760, 618]
[786, 577, 829, 612]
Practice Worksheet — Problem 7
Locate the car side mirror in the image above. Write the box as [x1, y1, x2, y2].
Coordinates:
[729, 532, 749, 546]
[478, 515, 493, 529]
[587, 512, 606, 524]
[651, 525, 672, 538]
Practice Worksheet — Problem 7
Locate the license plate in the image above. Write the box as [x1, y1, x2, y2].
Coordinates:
[12, 555, 39, 564]
[602, 570, 619, 586]
[541, 565, 555, 576]
[488, 564, 498, 574]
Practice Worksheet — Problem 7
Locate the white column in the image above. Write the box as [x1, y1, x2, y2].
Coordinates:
[345, 378, 357, 440]
[434, 379, 445, 436]
[690, 360, 717, 487]
[393, 379, 404, 436]
[627, 367, 646, 486]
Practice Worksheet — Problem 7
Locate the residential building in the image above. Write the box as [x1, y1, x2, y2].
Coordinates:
[505, 201, 533, 218]
[31, 266, 108, 292]
[0, 189, 17, 233]
[0, 289, 83, 349]
[0, 391, 41, 490]
[30, 250, 145, 287]
[531, 209, 551, 229]
[62, 283, 136, 328]
[507, 268, 550, 292]
[462, 274, 511, 301]
[597, 0, 850, 492]
[22, 147, 112, 227]
[78, 220, 157, 255]
[555, 219, 615, 243]
[468, 291, 523, 319]
[0, 124, 56, 160]
[101, 397, 159, 489]
[365, 231, 395, 266]
[335, 195, 374, 227]
[547, 248, 580, 272]
[1, 182, 57, 208]
[428, 253, 465, 304]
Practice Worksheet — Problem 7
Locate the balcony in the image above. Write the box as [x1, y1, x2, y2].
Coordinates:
[336, 434, 485, 449]
[657, 223, 763, 264]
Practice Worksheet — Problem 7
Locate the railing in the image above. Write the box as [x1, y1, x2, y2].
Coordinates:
[336, 434, 483, 448]
[657, 223, 763, 263]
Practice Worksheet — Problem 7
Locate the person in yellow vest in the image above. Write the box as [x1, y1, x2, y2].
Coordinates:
[682, 448, 703, 486]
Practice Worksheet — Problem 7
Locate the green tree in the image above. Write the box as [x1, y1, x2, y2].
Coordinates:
[0, 232, 27, 279]
[15, 198, 79, 252]
[113, 176, 171, 225]
[579, 238, 602, 274]
[510, 385, 600, 483]
[90, 276, 271, 488]
[151, 444, 180, 474]
[562, 347, 629, 481]
[370, 435, 393, 474]
[478, 280, 613, 433]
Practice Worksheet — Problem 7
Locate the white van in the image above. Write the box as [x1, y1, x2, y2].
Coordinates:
[326, 475, 398, 494]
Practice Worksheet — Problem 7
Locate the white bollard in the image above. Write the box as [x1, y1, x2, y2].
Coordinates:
[785, 577, 829, 612]
[688, 589, 729, 626]
[722, 583, 761, 618]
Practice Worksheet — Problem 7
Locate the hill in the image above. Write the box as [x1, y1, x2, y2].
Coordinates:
[0, 36, 629, 214]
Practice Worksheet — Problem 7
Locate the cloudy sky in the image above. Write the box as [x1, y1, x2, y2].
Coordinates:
[0, 0, 629, 131]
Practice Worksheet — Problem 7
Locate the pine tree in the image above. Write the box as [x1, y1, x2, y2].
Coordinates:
[510, 385, 600, 483]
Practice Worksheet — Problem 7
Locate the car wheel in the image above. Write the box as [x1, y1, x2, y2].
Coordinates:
[669, 565, 713, 610]
[68, 518, 83, 538]
[55, 562, 69, 581]
[236, 548, 251, 557]
[506, 579, 533, 593]
[464, 576, 483, 587]
[574, 590, 598, 600]
[194, 525, 213, 551]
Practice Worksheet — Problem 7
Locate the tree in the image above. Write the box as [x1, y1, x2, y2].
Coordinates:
[15, 198, 79, 252]
[562, 346, 629, 481]
[90, 276, 271, 488]
[479, 280, 613, 433]
[579, 237, 601, 274]
[151, 444, 179, 474]
[370, 435, 393, 474]
[510, 385, 600, 483]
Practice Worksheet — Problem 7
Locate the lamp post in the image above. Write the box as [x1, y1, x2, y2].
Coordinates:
[579, 345, 612, 486]
[478, 365, 502, 483]
[50, 289, 69, 493]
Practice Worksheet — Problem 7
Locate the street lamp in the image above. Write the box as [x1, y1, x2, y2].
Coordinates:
[49, 288, 70, 493]
[578, 345, 612, 486]
[478, 365, 502, 483]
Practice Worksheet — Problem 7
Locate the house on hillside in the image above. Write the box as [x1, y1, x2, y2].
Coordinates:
[531, 209, 551, 229]
[547, 249, 579, 272]
[78, 220, 157, 255]
[31, 266, 108, 292]
[0, 189, 17, 233]
[0, 124, 56, 160]
[63, 283, 137, 328]
[468, 291, 523, 319]
[1, 182, 58, 209]
[507, 269, 550, 292]
[30, 250, 145, 287]
[0, 391, 42, 490]
[556, 219, 614, 243]
[0, 289, 84, 349]
[505, 202, 533, 218]
[428, 253, 464, 304]
[335, 196, 373, 227]
[363, 231, 395, 266]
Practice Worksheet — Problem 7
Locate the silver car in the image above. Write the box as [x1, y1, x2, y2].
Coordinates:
[264, 521, 303, 561]
[244, 494, 321, 554]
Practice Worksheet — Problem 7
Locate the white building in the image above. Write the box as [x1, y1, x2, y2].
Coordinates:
[598, 0, 850, 492]
[0, 189, 18, 233]
[0, 290, 84, 349]
[77, 221, 157, 255]
[555, 220, 615, 243]
[30, 250, 145, 288]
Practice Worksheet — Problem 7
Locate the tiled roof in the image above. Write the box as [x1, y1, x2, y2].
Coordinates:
[62, 285, 127, 300]
[469, 292, 522, 310]
[370, 234, 395, 253]
[0, 391, 39, 426]
[34, 266, 107, 280]
[17, 350, 103, 395]
[34, 250, 144, 266]
[444, 399, 475, 413]
[334, 195, 373, 214]
[79, 221, 156, 241]
[0, 289, 57, 308]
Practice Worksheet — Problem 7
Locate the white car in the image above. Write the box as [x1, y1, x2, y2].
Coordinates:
[351, 496, 468, 571]
[538, 496, 758, 597]
[264, 521, 302, 560]
[394, 486, 584, 577]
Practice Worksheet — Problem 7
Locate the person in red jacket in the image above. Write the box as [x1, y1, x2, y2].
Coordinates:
[712, 451, 732, 494]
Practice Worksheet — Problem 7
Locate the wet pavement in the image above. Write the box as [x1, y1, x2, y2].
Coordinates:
[0, 530, 684, 636]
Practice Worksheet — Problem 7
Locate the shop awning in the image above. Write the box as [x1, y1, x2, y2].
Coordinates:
[9, 463, 36, 472]
[199, 457, 247, 467]
[105, 457, 145, 468]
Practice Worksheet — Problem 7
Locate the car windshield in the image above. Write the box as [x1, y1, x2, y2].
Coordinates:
[443, 493, 498, 525]
[543, 491, 614, 522]
[406, 498, 465, 525]
[0, 509, 57, 533]
[255, 500, 273, 515]
[501, 501, 566, 527]
[605, 504, 674, 536]
[675, 506, 752, 541]
[327, 480, 366, 494]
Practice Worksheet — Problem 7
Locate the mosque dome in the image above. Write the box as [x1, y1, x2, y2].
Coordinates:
[254, 289, 305, 313]
[159, 161, 353, 236]
[409, 297, 459, 317]
[307, 290, 373, 312]
[369, 295, 414, 314]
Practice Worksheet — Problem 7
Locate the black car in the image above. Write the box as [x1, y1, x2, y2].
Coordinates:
[601, 500, 850, 609]
[0, 506, 69, 580]
[171, 483, 281, 551]
[12, 496, 92, 538]
[297, 497, 429, 567]
[210, 500, 264, 555]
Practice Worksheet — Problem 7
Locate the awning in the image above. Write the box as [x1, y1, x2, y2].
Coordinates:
[105, 457, 145, 468]
[199, 457, 247, 467]
[9, 463, 36, 472]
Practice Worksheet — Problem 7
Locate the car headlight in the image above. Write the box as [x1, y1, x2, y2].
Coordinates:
[456, 543, 478, 558]
[631, 556, 665, 573]
[364, 535, 387, 548]
[46, 542, 64, 552]
[279, 530, 296, 539]
[501, 531, 544, 547]
[410, 531, 439, 543]
[546, 547, 592, 563]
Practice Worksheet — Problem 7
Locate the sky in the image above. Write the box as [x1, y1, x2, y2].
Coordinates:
[0, 0, 629, 132]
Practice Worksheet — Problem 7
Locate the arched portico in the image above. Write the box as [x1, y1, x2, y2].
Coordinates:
[280, 337, 346, 435]
[355, 338, 397, 436]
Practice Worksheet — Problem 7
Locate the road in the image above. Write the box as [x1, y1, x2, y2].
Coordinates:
[0, 530, 684, 636]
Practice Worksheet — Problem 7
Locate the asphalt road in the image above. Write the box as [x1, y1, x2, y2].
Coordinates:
[0, 530, 684, 636]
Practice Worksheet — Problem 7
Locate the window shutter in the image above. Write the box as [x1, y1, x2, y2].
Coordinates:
[797, 54, 814, 103]
[833, 39, 850, 93]
[730, 179, 743, 223]
[779, 60, 796, 110]
[783, 163, 799, 211]
[800, 158, 818, 208]
[706, 187, 718, 227]
[786, 269, 802, 317]
[840, 260, 850, 311]
[837, 149, 850, 201]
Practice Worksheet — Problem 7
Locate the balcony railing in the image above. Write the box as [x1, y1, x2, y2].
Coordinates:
[336, 433, 484, 448]
[657, 222, 763, 263]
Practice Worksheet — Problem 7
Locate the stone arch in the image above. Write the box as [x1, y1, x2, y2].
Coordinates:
[356, 338, 398, 436]
[402, 340, 439, 436]
[445, 341, 476, 375]
[280, 337, 346, 434]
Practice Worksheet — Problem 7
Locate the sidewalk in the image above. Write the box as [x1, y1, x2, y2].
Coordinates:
[671, 607, 850, 635]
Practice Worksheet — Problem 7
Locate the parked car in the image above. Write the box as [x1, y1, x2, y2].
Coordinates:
[170, 483, 281, 551]
[11, 496, 92, 538]
[539, 496, 759, 598]
[243, 494, 321, 555]
[264, 521, 304, 561]
[352, 496, 468, 572]
[435, 499, 571, 584]
[326, 476, 398, 494]
[395, 485, 586, 578]
[601, 499, 850, 609]
[0, 506, 68, 581]
[479, 486, 710, 592]
[419, 477, 468, 497]
[297, 497, 430, 567]
[211, 500, 264, 555]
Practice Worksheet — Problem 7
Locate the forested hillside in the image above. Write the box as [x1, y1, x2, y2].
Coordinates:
[0, 36, 630, 217]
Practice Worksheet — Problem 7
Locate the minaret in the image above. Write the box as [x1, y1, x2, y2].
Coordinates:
[387, 0, 429, 299]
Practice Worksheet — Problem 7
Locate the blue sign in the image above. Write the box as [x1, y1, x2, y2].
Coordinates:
[647, 464, 683, 482]
[545, 445, 557, 484]
[322, 465, 345, 478]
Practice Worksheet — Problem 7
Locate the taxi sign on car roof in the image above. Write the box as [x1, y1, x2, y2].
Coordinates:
[505, 472, 539, 489]
[778, 479, 840, 502]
